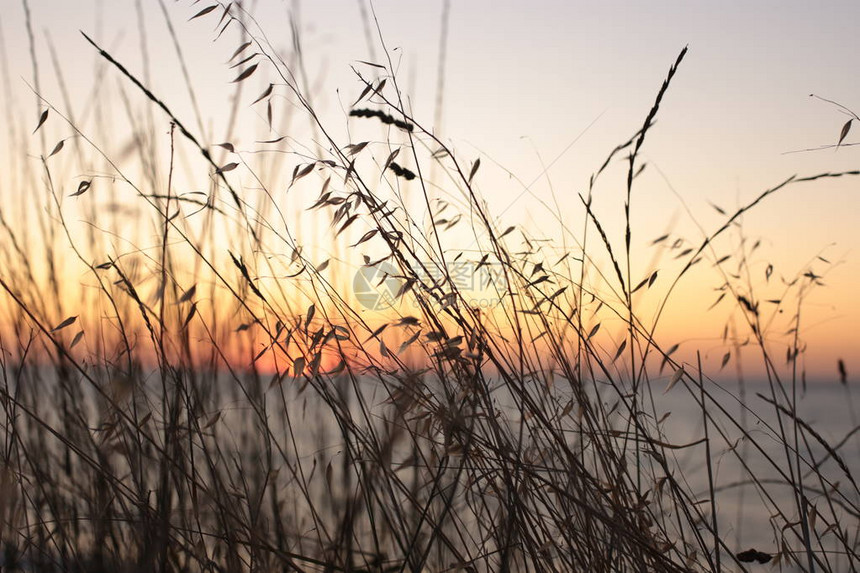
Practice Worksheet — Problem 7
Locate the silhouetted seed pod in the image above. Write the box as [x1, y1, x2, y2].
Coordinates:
[736, 549, 772, 564]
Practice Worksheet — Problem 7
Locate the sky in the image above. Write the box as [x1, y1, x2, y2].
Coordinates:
[0, 1, 858, 380]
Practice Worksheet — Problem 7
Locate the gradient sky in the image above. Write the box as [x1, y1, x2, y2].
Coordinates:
[1, 1, 858, 380]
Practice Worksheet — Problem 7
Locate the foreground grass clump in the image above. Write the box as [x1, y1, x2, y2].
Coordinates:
[1, 4, 858, 572]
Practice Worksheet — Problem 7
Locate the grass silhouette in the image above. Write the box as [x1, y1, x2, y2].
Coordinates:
[0, 3, 858, 572]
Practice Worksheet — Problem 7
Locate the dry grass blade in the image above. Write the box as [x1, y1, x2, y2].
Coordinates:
[216, 162, 239, 173]
[69, 179, 91, 197]
[252, 83, 273, 104]
[468, 157, 480, 183]
[47, 139, 64, 157]
[51, 315, 78, 332]
[189, 5, 218, 21]
[232, 63, 258, 83]
[69, 330, 84, 348]
[177, 285, 197, 304]
[838, 118, 852, 146]
[33, 108, 49, 133]
[665, 366, 684, 393]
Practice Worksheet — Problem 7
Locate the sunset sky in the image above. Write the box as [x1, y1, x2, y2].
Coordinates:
[1, 1, 858, 380]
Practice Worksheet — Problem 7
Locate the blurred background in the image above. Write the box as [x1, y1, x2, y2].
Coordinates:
[0, 0, 858, 380]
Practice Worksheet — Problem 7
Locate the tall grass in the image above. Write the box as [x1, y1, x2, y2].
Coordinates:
[0, 3, 858, 572]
